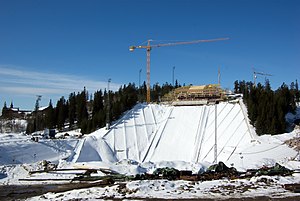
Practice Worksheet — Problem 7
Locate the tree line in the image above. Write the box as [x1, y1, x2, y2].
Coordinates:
[3, 78, 298, 136]
[24, 81, 179, 134]
[234, 79, 299, 135]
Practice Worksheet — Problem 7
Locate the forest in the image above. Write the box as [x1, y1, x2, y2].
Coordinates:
[21, 81, 178, 134]
[234, 79, 299, 135]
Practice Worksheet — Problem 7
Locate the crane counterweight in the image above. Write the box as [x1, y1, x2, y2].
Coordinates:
[129, 46, 135, 51]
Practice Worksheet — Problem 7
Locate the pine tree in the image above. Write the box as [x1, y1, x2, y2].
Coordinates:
[91, 90, 105, 130]
[92, 90, 104, 117]
[234, 80, 239, 93]
[26, 119, 35, 134]
[295, 79, 300, 102]
[265, 79, 271, 92]
[45, 100, 55, 129]
[56, 97, 68, 130]
[1, 102, 8, 118]
[175, 79, 179, 88]
[76, 88, 88, 133]
[68, 92, 76, 128]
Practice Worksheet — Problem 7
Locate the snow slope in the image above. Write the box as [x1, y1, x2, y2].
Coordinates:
[145, 102, 254, 163]
[70, 101, 299, 171]
[72, 101, 270, 168]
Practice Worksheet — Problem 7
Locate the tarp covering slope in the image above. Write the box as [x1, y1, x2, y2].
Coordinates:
[73, 101, 256, 164]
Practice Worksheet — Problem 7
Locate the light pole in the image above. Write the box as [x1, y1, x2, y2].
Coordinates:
[139, 69, 142, 102]
[106, 78, 111, 130]
[214, 101, 219, 164]
[35, 95, 42, 132]
[172, 66, 175, 86]
[139, 69, 142, 88]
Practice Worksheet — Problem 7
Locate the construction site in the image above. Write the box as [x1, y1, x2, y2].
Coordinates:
[162, 84, 224, 105]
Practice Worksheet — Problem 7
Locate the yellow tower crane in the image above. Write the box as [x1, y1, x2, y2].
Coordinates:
[129, 38, 229, 103]
[253, 70, 272, 87]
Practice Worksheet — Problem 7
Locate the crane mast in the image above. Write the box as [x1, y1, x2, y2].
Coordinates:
[130, 37, 229, 103]
[146, 40, 151, 103]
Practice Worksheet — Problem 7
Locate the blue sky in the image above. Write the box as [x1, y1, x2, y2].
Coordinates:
[0, 0, 299, 110]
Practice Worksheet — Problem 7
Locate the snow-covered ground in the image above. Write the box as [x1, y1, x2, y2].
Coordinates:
[1, 101, 300, 200]
[26, 175, 300, 200]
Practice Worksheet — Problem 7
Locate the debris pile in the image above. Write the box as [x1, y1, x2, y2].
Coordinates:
[38, 160, 57, 171]
[133, 162, 294, 182]
[153, 167, 180, 180]
[198, 162, 240, 181]
[21, 161, 294, 185]
[285, 136, 300, 151]
[250, 163, 293, 177]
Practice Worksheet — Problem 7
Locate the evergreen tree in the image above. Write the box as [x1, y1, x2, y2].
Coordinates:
[92, 90, 104, 117]
[56, 97, 66, 130]
[76, 88, 88, 133]
[239, 79, 297, 135]
[1, 102, 8, 118]
[175, 79, 179, 88]
[26, 119, 35, 134]
[139, 81, 147, 102]
[161, 82, 174, 97]
[152, 83, 161, 102]
[68, 92, 76, 128]
[91, 90, 105, 130]
[45, 100, 55, 129]
[234, 80, 239, 93]
[295, 79, 300, 102]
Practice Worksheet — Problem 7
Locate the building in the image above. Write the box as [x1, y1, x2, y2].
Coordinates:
[1, 106, 31, 119]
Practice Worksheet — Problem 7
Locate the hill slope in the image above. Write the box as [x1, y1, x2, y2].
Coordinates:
[72, 101, 270, 168]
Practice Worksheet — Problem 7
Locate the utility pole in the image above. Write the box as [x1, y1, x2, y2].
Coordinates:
[106, 78, 111, 130]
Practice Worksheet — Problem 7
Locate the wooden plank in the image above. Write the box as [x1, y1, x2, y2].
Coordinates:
[19, 178, 72, 181]
[30, 168, 98, 174]
[284, 183, 300, 193]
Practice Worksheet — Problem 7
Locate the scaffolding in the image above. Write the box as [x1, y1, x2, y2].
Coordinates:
[164, 84, 223, 101]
